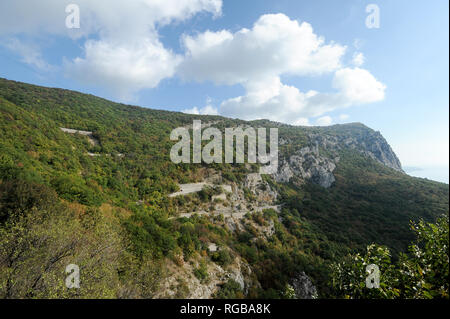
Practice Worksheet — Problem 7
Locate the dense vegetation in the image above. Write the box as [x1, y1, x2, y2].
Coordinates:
[0, 78, 448, 298]
[330, 215, 449, 299]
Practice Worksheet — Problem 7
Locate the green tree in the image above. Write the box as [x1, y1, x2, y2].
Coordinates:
[330, 215, 449, 299]
[0, 204, 125, 298]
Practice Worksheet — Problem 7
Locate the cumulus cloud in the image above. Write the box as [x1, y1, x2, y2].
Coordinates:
[182, 105, 218, 115]
[333, 67, 386, 104]
[0, 5, 386, 122]
[316, 116, 333, 126]
[179, 13, 385, 124]
[0, 0, 222, 37]
[0, 0, 222, 100]
[180, 13, 346, 84]
[66, 38, 182, 100]
[217, 67, 385, 124]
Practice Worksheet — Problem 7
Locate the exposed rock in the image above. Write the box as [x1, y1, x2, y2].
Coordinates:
[208, 243, 218, 252]
[273, 124, 403, 188]
[245, 173, 263, 189]
[212, 193, 227, 201]
[274, 146, 337, 188]
[307, 127, 403, 172]
[169, 183, 232, 198]
[274, 162, 294, 183]
[155, 255, 257, 299]
[60, 127, 99, 146]
[244, 173, 278, 203]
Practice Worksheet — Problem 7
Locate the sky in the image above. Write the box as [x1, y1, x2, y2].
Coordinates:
[0, 0, 448, 183]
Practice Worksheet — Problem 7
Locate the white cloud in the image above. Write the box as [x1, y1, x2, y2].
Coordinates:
[293, 117, 311, 126]
[0, 6, 386, 122]
[217, 67, 385, 124]
[333, 67, 386, 105]
[183, 107, 200, 115]
[316, 116, 333, 126]
[339, 114, 350, 121]
[353, 38, 364, 50]
[179, 14, 385, 124]
[352, 52, 365, 67]
[218, 77, 320, 123]
[0, 0, 222, 37]
[180, 13, 346, 84]
[66, 38, 182, 100]
[183, 97, 218, 115]
[2, 38, 52, 70]
[0, 0, 222, 100]
[182, 105, 218, 115]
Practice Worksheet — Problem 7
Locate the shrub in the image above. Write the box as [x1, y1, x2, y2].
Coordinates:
[215, 279, 243, 299]
[211, 249, 233, 267]
[193, 261, 209, 283]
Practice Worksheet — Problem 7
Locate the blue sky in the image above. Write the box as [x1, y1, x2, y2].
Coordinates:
[0, 0, 448, 182]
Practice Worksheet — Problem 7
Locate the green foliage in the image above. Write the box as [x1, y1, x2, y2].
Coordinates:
[396, 215, 449, 298]
[198, 185, 222, 202]
[0, 181, 164, 298]
[211, 249, 233, 267]
[214, 279, 244, 299]
[330, 215, 449, 299]
[193, 261, 209, 283]
[0, 200, 123, 298]
[0, 78, 448, 299]
[51, 175, 103, 206]
[283, 151, 449, 255]
[282, 284, 297, 299]
[123, 208, 177, 259]
[0, 179, 59, 222]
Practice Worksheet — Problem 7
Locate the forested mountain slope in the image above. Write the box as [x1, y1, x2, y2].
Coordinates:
[0, 78, 448, 298]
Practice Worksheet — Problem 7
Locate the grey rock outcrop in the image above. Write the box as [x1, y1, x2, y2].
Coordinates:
[307, 126, 403, 172]
[273, 124, 403, 188]
[274, 146, 337, 188]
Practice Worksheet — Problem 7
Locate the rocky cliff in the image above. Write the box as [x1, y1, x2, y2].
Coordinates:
[274, 123, 403, 188]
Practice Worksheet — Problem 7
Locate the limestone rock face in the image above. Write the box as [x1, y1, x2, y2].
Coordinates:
[155, 255, 258, 299]
[244, 173, 278, 203]
[273, 124, 403, 188]
[274, 146, 337, 188]
[307, 128, 403, 172]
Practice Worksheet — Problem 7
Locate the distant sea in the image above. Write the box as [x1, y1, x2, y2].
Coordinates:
[404, 166, 449, 184]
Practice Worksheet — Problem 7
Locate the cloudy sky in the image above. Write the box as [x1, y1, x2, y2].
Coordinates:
[0, 0, 448, 182]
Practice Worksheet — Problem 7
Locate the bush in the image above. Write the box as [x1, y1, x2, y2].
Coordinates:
[330, 215, 449, 299]
[193, 261, 209, 283]
[215, 279, 243, 299]
[0, 179, 59, 222]
[51, 175, 103, 206]
[211, 249, 233, 267]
